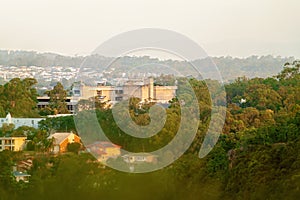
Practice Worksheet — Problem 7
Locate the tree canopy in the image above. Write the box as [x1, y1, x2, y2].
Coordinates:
[0, 78, 39, 117]
[44, 82, 69, 115]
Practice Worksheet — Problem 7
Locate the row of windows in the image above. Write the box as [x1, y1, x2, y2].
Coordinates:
[73, 90, 80, 95]
[0, 146, 15, 151]
[115, 90, 123, 94]
[0, 140, 15, 145]
[115, 97, 123, 101]
[96, 90, 124, 95]
[0, 120, 37, 124]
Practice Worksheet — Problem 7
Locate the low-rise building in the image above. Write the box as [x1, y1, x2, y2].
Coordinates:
[72, 78, 177, 105]
[122, 153, 158, 164]
[0, 113, 44, 129]
[47, 132, 81, 154]
[86, 141, 121, 162]
[37, 96, 77, 114]
[12, 171, 31, 183]
[0, 136, 27, 151]
[17, 159, 33, 171]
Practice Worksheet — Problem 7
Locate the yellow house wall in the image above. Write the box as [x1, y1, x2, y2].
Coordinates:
[14, 137, 26, 151]
[0, 137, 27, 151]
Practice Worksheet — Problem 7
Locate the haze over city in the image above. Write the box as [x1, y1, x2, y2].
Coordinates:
[1, 0, 300, 58]
[1, 1, 300, 200]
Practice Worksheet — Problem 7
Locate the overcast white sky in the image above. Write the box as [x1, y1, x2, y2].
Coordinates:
[0, 0, 299, 58]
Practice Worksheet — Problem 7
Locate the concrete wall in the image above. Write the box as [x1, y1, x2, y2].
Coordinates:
[77, 78, 177, 104]
[154, 86, 177, 103]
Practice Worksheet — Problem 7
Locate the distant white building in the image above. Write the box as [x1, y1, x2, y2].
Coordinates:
[0, 113, 44, 129]
[122, 153, 158, 164]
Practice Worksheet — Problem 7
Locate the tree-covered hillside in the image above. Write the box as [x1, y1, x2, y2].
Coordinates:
[0, 50, 295, 82]
[0, 61, 300, 200]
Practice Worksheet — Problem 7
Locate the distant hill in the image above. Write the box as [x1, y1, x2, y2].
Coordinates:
[0, 50, 295, 82]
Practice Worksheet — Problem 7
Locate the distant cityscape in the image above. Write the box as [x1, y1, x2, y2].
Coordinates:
[0, 65, 78, 87]
[0, 50, 296, 92]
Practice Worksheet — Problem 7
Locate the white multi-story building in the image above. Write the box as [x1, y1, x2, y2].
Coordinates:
[0, 113, 44, 129]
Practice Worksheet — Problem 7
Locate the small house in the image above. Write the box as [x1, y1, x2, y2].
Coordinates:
[86, 141, 121, 162]
[0, 137, 27, 152]
[12, 171, 31, 183]
[47, 132, 81, 154]
[122, 153, 158, 164]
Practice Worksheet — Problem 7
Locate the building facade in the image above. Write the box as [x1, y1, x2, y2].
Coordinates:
[122, 153, 158, 164]
[37, 96, 77, 114]
[0, 113, 44, 129]
[12, 171, 31, 183]
[47, 132, 81, 154]
[72, 78, 177, 104]
[86, 141, 121, 162]
[0, 136, 27, 151]
[36, 78, 177, 113]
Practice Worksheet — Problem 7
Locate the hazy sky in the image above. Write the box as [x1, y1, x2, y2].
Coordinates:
[1, 0, 300, 58]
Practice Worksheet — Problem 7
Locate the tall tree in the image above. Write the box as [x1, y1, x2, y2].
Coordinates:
[0, 78, 39, 117]
[45, 82, 69, 114]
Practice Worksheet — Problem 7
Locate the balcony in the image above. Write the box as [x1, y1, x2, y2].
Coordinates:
[4, 140, 15, 145]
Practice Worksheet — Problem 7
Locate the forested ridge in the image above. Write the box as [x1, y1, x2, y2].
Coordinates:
[0, 50, 295, 82]
[0, 61, 300, 200]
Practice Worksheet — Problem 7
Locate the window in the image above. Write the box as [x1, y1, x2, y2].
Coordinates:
[136, 156, 146, 161]
[97, 90, 102, 96]
[115, 97, 123, 101]
[115, 90, 123, 94]
[74, 90, 80, 95]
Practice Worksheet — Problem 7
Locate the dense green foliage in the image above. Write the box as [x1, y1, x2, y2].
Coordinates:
[0, 78, 69, 117]
[0, 78, 39, 117]
[0, 61, 300, 199]
[38, 116, 76, 133]
[42, 82, 69, 115]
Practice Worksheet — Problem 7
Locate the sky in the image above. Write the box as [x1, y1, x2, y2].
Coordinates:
[0, 0, 300, 58]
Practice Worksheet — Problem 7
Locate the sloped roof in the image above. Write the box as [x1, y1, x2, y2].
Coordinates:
[86, 141, 121, 149]
[13, 171, 31, 177]
[47, 132, 76, 145]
